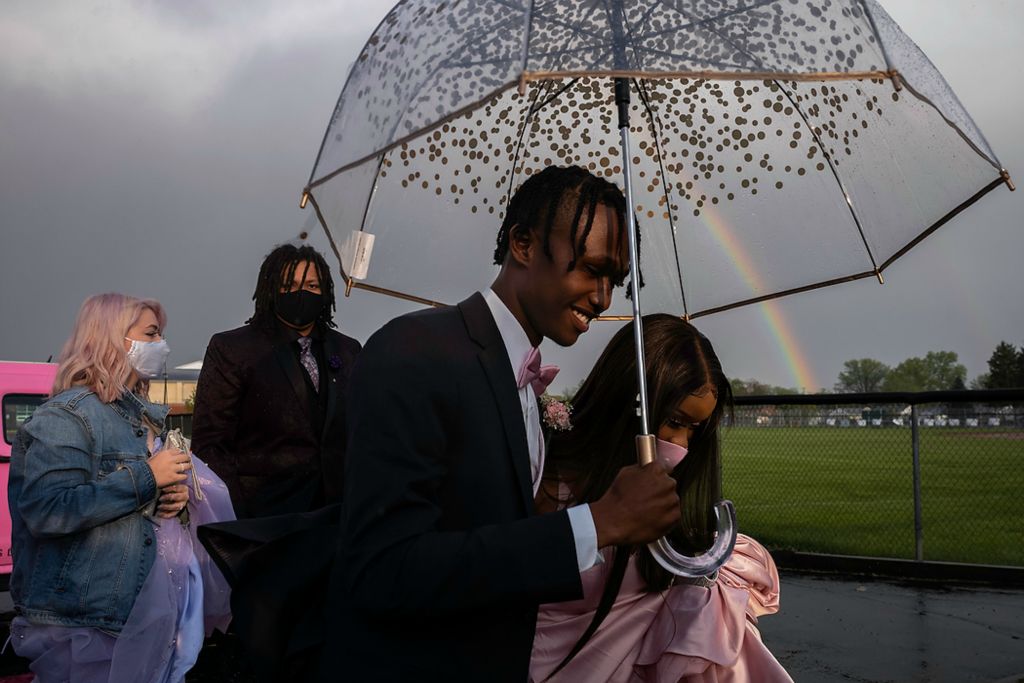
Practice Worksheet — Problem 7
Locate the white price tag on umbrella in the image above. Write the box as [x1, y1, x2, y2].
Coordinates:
[342, 230, 375, 281]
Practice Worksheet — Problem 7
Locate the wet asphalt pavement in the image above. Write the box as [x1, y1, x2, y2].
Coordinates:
[3, 572, 1023, 682]
[760, 571, 1024, 682]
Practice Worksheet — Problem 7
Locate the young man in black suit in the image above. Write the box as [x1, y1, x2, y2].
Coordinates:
[319, 166, 681, 682]
[192, 244, 361, 518]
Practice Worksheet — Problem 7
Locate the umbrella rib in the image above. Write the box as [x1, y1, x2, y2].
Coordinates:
[530, 2, 653, 72]
[684, 171, 1002, 318]
[356, 153, 388, 235]
[455, 44, 631, 70]
[670, 4, 882, 275]
[308, 81, 520, 190]
[305, 1, 410, 186]
[504, 80, 550, 206]
[518, 0, 534, 75]
[505, 2, 617, 207]
[321, 177, 1006, 317]
[442, 12, 537, 71]
[530, 1, 619, 45]
[374, 6, 538, 158]
[856, 0, 898, 74]
[306, 82, 347, 191]
[615, 45, 753, 72]
[638, 0, 784, 50]
[774, 81, 881, 274]
[878, 176, 1006, 272]
[893, 74, 1002, 171]
[685, 270, 881, 319]
[523, 0, 726, 73]
[534, 78, 582, 114]
[622, 2, 744, 71]
[507, 0, 629, 205]
[304, 191, 350, 285]
[514, 1, 761, 73]
[666, 1, 771, 71]
[634, 78, 690, 318]
[634, 1, 666, 41]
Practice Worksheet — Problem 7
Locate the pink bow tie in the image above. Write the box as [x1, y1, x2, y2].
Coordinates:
[516, 347, 559, 396]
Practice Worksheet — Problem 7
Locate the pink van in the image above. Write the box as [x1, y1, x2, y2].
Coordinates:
[0, 361, 58, 581]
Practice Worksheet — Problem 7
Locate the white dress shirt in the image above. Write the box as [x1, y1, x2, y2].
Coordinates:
[482, 288, 599, 572]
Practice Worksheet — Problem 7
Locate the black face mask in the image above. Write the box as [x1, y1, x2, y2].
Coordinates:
[276, 290, 324, 328]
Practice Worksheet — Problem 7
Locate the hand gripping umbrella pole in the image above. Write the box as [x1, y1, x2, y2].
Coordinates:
[615, 77, 738, 578]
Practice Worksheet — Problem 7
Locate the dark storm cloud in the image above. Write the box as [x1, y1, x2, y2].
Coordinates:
[0, 0, 1021, 391]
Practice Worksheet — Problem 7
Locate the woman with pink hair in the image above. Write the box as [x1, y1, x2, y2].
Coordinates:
[7, 293, 233, 683]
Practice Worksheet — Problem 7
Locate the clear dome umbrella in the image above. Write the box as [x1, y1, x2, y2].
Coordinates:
[300, 0, 1014, 577]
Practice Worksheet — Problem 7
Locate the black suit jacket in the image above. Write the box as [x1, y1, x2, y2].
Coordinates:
[319, 293, 583, 682]
[191, 321, 361, 518]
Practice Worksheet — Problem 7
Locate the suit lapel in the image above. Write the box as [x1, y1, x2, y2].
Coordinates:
[320, 333, 341, 443]
[272, 335, 310, 412]
[459, 293, 534, 513]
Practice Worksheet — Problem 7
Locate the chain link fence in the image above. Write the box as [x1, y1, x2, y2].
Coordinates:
[722, 389, 1024, 567]
[162, 390, 1022, 567]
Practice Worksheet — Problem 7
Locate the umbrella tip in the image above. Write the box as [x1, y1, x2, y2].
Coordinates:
[1001, 169, 1015, 192]
[300, 191, 310, 208]
[888, 70, 902, 92]
[875, 269, 885, 285]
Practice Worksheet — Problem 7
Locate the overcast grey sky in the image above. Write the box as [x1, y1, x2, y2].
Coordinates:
[1, 0, 1020, 393]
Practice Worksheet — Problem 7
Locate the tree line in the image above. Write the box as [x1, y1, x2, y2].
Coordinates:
[728, 341, 1024, 396]
[832, 341, 1024, 394]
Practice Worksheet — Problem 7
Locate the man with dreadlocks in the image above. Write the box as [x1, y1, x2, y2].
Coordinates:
[318, 166, 681, 682]
[192, 243, 361, 519]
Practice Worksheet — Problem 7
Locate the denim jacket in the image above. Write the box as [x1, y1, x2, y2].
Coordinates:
[8, 386, 167, 630]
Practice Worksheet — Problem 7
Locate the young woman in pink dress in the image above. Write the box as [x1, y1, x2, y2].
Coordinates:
[531, 314, 792, 682]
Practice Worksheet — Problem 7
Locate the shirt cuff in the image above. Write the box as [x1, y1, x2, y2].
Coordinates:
[567, 504, 602, 572]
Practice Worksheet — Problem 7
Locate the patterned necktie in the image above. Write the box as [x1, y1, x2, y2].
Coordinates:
[297, 336, 319, 393]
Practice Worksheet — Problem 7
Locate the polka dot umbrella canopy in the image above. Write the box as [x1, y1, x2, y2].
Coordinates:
[301, 0, 1014, 575]
[302, 0, 1012, 321]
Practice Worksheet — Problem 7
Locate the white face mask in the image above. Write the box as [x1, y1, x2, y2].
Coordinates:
[125, 338, 170, 379]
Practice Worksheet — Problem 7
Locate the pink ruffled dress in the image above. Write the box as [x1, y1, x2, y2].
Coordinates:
[531, 533, 792, 682]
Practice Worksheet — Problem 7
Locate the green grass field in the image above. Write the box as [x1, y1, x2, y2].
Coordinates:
[720, 426, 1024, 566]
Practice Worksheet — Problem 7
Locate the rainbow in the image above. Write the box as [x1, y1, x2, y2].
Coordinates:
[689, 204, 818, 392]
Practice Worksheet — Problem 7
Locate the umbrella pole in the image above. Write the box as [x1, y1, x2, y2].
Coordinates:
[615, 78, 656, 465]
[615, 77, 738, 578]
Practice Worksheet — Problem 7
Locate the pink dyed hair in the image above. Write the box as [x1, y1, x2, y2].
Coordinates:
[52, 293, 168, 403]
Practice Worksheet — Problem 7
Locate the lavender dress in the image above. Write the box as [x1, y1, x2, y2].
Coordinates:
[10, 454, 234, 683]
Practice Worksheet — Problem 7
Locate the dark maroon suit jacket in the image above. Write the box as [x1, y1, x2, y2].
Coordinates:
[191, 320, 360, 518]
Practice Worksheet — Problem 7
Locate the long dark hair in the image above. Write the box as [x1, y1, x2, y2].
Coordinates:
[544, 313, 733, 590]
[247, 244, 336, 329]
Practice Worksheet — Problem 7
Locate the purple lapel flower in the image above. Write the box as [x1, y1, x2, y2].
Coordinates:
[328, 354, 342, 372]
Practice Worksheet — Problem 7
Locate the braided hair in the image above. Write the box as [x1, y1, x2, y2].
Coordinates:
[247, 244, 336, 329]
[493, 165, 639, 289]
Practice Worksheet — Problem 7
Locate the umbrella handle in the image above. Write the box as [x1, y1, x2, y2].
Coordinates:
[636, 434, 738, 578]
